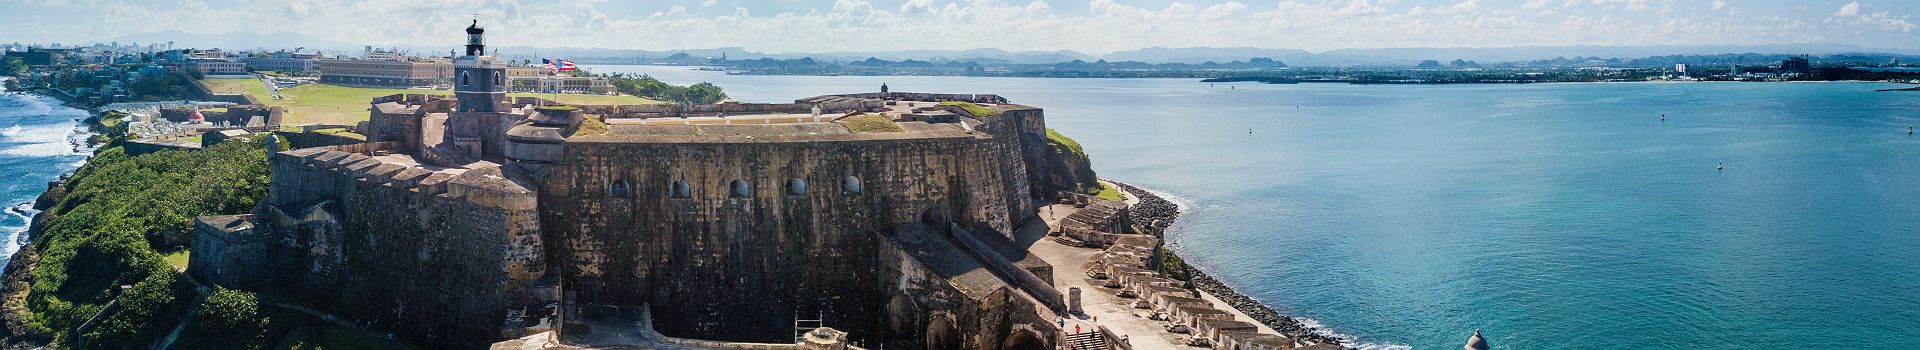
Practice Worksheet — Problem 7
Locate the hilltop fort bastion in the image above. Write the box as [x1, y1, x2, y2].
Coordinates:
[186, 20, 1112, 350]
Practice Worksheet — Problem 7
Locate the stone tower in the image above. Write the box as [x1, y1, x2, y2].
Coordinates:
[455, 19, 507, 113]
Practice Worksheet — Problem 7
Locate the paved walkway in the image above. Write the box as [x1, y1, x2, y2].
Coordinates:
[1015, 204, 1281, 350]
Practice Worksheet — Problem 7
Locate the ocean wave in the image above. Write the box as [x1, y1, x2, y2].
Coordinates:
[0, 120, 91, 158]
[1292, 316, 1410, 350]
[1, 202, 36, 261]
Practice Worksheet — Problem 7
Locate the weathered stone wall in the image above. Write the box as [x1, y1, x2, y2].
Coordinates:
[187, 215, 270, 290]
[540, 135, 1021, 343]
[260, 148, 548, 348]
[875, 235, 1060, 350]
[968, 107, 1048, 233]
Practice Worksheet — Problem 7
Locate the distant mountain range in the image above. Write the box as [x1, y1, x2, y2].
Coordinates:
[94, 31, 1920, 67]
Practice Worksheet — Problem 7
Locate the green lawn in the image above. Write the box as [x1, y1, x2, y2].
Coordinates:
[162, 251, 190, 272]
[203, 78, 273, 97]
[309, 128, 366, 140]
[837, 113, 903, 133]
[1093, 182, 1125, 202]
[202, 80, 662, 126]
[181, 135, 203, 145]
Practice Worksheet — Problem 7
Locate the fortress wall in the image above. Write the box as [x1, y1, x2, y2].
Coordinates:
[876, 242, 1060, 350]
[540, 136, 1019, 343]
[969, 107, 1048, 231]
[263, 150, 547, 348]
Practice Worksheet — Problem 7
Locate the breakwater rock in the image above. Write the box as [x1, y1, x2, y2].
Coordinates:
[1111, 181, 1179, 233]
[1111, 181, 1348, 348]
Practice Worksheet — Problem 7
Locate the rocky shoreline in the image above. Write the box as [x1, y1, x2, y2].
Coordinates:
[1110, 181, 1348, 347]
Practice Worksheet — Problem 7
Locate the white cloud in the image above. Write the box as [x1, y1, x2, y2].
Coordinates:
[1710, 0, 1725, 11]
[1835, 1, 1860, 17]
[1520, 0, 1549, 10]
[701, 0, 716, 7]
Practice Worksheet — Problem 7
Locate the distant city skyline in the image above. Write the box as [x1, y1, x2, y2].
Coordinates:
[0, 0, 1915, 54]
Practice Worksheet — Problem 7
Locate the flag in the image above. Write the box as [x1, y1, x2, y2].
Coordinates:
[539, 58, 557, 70]
[557, 59, 578, 71]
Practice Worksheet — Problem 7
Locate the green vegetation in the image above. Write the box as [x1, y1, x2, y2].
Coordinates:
[603, 74, 728, 105]
[937, 101, 1001, 117]
[575, 114, 610, 136]
[837, 113, 903, 133]
[126, 74, 188, 100]
[1093, 182, 1125, 202]
[3, 57, 26, 76]
[307, 128, 365, 140]
[174, 288, 268, 350]
[1044, 128, 1104, 195]
[181, 135, 204, 145]
[94, 111, 130, 139]
[1159, 246, 1191, 282]
[203, 78, 273, 98]
[25, 134, 272, 345]
[161, 251, 190, 271]
[79, 267, 194, 349]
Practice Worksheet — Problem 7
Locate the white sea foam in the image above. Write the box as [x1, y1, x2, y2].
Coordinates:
[1, 202, 36, 261]
[0, 124, 19, 137]
[0, 121, 90, 157]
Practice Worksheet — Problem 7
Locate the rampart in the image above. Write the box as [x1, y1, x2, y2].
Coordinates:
[243, 142, 552, 348]
[540, 127, 1024, 342]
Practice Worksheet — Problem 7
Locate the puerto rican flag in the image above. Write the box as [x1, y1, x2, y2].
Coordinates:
[556, 59, 578, 71]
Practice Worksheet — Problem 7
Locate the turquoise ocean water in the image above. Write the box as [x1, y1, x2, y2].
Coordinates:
[8, 67, 1918, 348]
[591, 65, 1920, 349]
[0, 82, 91, 267]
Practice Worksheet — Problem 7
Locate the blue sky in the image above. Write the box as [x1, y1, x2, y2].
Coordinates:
[0, 0, 1914, 54]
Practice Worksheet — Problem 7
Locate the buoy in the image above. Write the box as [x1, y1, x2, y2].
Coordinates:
[1717, 162, 1724, 171]
[1660, 114, 1666, 121]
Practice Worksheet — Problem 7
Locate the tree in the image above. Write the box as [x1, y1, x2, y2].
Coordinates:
[2, 57, 26, 76]
[127, 74, 184, 100]
[175, 288, 269, 350]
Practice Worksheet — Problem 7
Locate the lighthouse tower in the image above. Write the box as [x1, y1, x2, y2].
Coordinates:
[454, 19, 507, 113]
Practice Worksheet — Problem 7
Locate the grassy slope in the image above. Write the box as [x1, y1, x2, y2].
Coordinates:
[837, 114, 904, 133]
[25, 136, 271, 346]
[203, 80, 663, 126]
[937, 101, 1002, 117]
[1093, 182, 1125, 202]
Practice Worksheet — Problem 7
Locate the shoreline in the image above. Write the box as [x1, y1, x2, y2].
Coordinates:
[0, 87, 94, 346]
[1109, 180, 1353, 347]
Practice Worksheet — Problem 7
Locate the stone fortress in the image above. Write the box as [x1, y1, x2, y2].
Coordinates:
[186, 20, 1102, 350]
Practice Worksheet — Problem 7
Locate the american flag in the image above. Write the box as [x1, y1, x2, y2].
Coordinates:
[540, 58, 558, 70]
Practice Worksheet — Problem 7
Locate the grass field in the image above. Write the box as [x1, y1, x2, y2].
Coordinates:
[162, 250, 190, 272]
[1094, 182, 1125, 202]
[201, 79, 662, 125]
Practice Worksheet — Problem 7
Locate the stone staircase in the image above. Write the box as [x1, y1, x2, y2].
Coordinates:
[1064, 330, 1109, 350]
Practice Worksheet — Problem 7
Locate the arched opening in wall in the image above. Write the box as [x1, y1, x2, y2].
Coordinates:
[920, 207, 946, 228]
[461, 71, 471, 86]
[788, 178, 808, 195]
[494, 74, 503, 88]
[1000, 329, 1046, 350]
[843, 176, 863, 194]
[670, 180, 692, 199]
[885, 295, 918, 336]
[609, 179, 632, 198]
[728, 179, 752, 198]
[925, 316, 960, 350]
